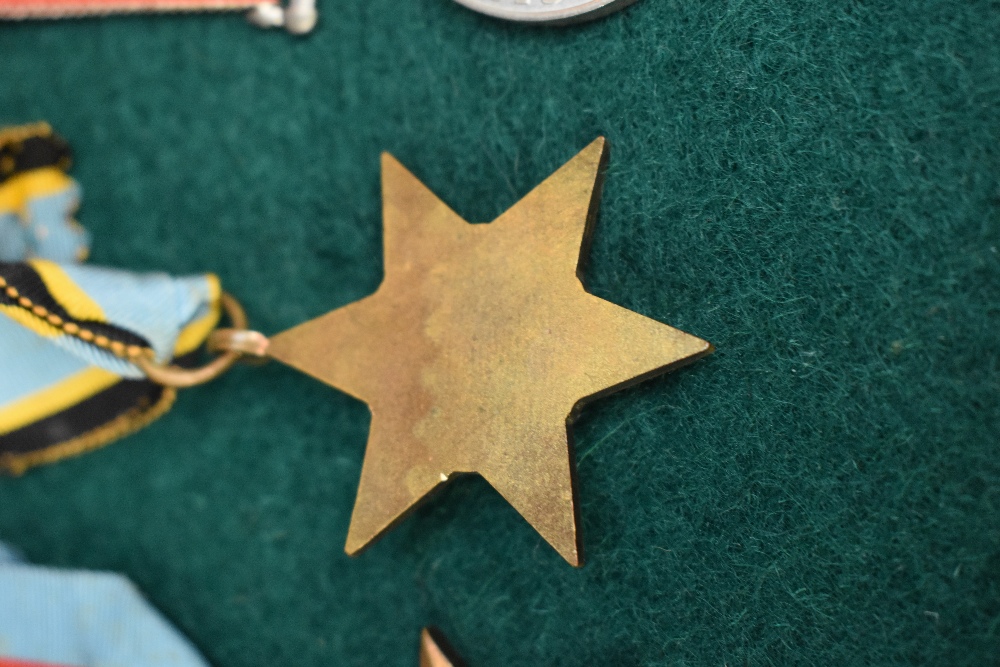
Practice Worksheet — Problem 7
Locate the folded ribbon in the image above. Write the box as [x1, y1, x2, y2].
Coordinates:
[0, 123, 221, 475]
[0, 543, 210, 666]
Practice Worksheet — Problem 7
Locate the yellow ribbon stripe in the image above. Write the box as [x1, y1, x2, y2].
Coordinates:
[0, 167, 75, 219]
[0, 366, 119, 436]
[173, 273, 221, 356]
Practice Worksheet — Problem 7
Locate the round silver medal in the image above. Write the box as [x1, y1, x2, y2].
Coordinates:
[453, 0, 638, 24]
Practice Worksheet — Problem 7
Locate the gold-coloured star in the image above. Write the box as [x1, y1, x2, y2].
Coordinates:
[419, 628, 463, 667]
[268, 138, 712, 566]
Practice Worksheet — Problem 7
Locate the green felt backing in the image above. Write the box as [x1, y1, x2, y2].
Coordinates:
[0, 1, 998, 664]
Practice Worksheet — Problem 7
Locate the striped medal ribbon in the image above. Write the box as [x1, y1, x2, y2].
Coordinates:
[0, 123, 235, 475]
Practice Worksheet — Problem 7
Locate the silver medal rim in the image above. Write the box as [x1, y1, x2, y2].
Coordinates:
[452, 0, 639, 24]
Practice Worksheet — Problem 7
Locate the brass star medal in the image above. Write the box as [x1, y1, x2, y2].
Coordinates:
[419, 628, 463, 667]
[266, 137, 712, 565]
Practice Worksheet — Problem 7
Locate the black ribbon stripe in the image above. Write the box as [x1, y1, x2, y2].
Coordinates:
[0, 261, 150, 350]
[0, 378, 167, 455]
[0, 131, 72, 185]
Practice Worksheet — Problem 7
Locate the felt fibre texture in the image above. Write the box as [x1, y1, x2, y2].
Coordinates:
[0, 1, 998, 665]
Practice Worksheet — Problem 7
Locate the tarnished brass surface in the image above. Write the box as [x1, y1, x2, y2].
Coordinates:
[419, 628, 462, 667]
[269, 138, 712, 565]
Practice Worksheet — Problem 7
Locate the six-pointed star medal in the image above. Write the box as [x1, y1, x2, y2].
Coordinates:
[268, 137, 713, 566]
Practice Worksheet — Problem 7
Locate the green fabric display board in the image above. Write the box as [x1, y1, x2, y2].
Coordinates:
[1, 1, 998, 664]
